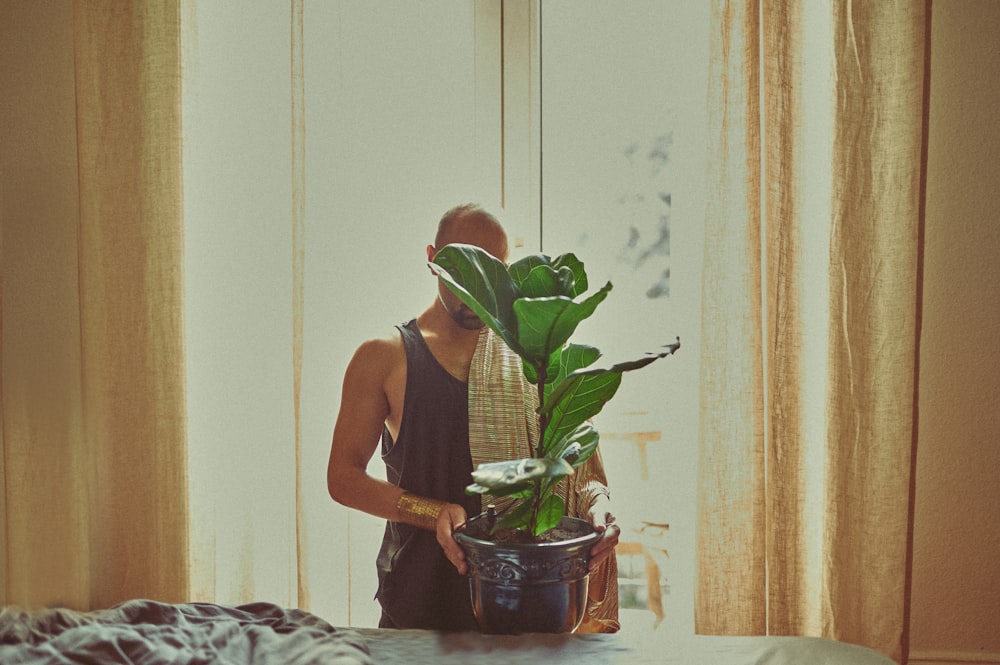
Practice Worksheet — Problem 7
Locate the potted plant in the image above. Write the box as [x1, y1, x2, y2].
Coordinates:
[430, 243, 680, 634]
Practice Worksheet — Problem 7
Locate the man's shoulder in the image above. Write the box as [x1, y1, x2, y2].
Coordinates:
[351, 327, 406, 368]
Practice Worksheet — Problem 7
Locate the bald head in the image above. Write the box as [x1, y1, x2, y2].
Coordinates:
[433, 204, 509, 262]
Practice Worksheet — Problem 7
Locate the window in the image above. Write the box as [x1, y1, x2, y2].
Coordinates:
[516, 0, 709, 633]
[182, 0, 708, 634]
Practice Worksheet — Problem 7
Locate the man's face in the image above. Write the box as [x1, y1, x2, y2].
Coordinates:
[432, 221, 508, 330]
[439, 283, 484, 330]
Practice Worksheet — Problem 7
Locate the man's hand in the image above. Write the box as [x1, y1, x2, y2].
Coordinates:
[587, 496, 621, 572]
[437, 503, 469, 575]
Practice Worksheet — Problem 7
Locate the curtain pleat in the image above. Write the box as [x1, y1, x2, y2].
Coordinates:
[696, 0, 766, 636]
[1, 0, 186, 611]
[73, 0, 188, 608]
[697, 1, 927, 662]
[824, 2, 926, 659]
[762, 0, 812, 636]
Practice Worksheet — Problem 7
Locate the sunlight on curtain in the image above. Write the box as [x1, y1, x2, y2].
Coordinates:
[696, 1, 927, 661]
[696, 0, 766, 635]
[824, 3, 926, 656]
[761, 0, 835, 634]
[1, 0, 187, 609]
[75, 0, 188, 608]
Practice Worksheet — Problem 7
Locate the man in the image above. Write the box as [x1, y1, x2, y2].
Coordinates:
[327, 204, 620, 632]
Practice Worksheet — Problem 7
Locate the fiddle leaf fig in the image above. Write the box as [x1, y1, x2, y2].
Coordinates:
[493, 498, 536, 532]
[550, 343, 603, 385]
[550, 423, 600, 467]
[517, 265, 578, 299]
[512, 284, 611, 364]
[430, 245, 521, 353]
[508, 253, 587, 298]
[549, 253, 589, 296]
[541, 373, 622, 456]
[467, 458, 573, 494]
[540, 340, 682, 452]
[532, 494, 566, 536]
[430, 242, 680, 536]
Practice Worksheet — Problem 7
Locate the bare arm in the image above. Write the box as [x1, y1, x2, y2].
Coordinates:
[326, 338, 471, 572]
[327, 338, 406, 519]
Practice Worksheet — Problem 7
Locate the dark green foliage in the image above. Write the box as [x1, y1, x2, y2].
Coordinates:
[431, 244, 680, 535]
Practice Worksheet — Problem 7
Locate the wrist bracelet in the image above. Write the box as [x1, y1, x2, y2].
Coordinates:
[396, 492, 446, 530]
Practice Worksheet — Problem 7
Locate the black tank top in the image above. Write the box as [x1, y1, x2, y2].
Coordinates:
[374, 319, 481, 631]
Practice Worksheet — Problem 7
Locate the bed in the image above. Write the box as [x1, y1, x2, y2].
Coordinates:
[352, 626, 898, 664]
[0, 600, 371, 665]
[0, 599, 896, 665]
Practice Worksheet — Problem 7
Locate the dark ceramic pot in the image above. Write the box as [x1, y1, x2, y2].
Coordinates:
[455, 512, 600, 634]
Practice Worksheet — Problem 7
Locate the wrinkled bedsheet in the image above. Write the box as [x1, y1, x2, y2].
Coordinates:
[0, 599, 372, 665]
[0, 599, 898, 665]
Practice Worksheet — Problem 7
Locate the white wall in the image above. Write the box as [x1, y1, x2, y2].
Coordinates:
[182, 0, 299, 607]
[538, 0, 709, 634]
[181, 0, 503, 625]
[300, 0, 501, 626]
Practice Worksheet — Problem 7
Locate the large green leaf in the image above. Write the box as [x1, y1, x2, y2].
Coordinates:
[430, 244, 521, 350]
[493, 498, 536, 533]
[537, 344, 609, 451]
[532, 494, 566, 536]
[550, 253, 588, 297]
[544, 343, 602, 394]
[543, 339, 682, 415]
[518, 264, 577, 299]
[548, 423, 600, 467]
[508, 254, 548, 290]
[541, 372, 622, 455]
[540, 339, 682, 454]
[512, 282, 612, 363]
[466, 457, 573, 495]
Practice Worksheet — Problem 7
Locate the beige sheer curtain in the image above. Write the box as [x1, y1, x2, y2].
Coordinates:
[1, 1, 187, 609]
[697, 1, 927, 663]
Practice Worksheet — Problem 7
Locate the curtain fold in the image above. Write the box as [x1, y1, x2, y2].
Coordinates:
[762, 0, 812, 636]
[823, 1, 926, 654]
[697, 1, 927, 662]
[0, 0, 187, 610]
[73, 0, 189, 609]
[697, 0, 766, 636]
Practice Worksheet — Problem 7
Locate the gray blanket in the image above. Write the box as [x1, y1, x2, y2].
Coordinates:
[0, 599, 371, 665]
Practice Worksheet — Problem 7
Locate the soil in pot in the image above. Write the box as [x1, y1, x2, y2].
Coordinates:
[484, 524, 584, 545]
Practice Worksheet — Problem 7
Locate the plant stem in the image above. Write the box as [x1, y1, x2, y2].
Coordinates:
[530, 360, 548, 535]
[529, 479, 542, 534]
[535, 362, 548, 459]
